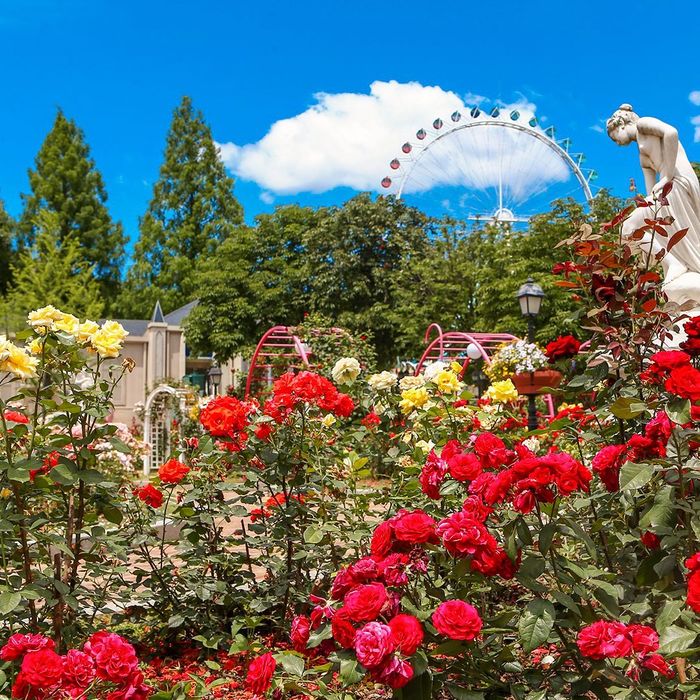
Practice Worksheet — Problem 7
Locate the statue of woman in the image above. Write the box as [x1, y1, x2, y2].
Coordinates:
[607, 104, 700, 304]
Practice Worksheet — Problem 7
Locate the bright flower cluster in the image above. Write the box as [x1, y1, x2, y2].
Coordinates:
[27, 306, 128, 359]
[486, 340, 548, 381]
[576, 621, 673, 679]
[0, 631, 150, 699]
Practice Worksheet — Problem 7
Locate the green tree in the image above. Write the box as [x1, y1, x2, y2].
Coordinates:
[6, 210, 104, 328]
[304, 193, 432, 366]
[473, 191, 623, 342]
[120, 96, 243, 318]
[0, 200, 15, 295]
[18, 109, 125, 305]
[185, 204, 319, 360]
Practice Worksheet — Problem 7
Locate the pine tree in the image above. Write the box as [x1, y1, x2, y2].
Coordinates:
[6, 210, 104, 329]
[0, 200, 15, 295]
[120, 96, 243, 317]
[18, 109, 125, 306]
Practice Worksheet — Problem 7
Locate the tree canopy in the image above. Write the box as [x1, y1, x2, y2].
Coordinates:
[18, 110, 125, 306]
[119, 96, 243, 317]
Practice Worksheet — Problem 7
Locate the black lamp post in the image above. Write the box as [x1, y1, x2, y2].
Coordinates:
[516, 278, 545, 431]
[208, 364, 223, 396]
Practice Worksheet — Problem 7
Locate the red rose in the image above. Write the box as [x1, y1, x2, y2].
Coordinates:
[388, 614, 424, 656]
[3, 410, 28, 424]
[448, 451, 482, 482]
[290, 615, 311, 652]
[351, 557, 379, 582]
[650, 350, 691, 370]
[200, 395, 253, 437]
[105, 672, 151, 700]
[592, 444, 628, 492]
[361, 411, 382, 429]
[641, 531, 661, 550]
[627, 624, 659, 655]
[461, 495, 492, 522]
[62, 649, 96, 693]
[245, 652, 276, 695]
[374, 655, 413, 689]
[436, 512, 498, 559]
[688, 571, 700, 613]
[158, 458, 190, 484]
[354, 622, 395, 668]
[20, 649, 64, 690]
[331, 566, 358, 599]
[665, 365, 700, 401]
[333, 393, 355, 418]
[254, 423, 273, 441]
[680, 317, 700, 357]
[331, 607, 357, 649]
[473, 432, 510, 469]
[134, 484, 163, 508]
[432, 600, 483, 641]
[545, 335, 581, 362]
[576, 620, 632, 659]
[377, 553, 409, 587]
[85, 632, 139, 685]
[419, 451, 448, 499]
[344, 583, 389, 622]
[0, 633, 54, 661]
[641, 653, 675, 678]
[392, 510, 436, 544]
[370, 520, 394, 558]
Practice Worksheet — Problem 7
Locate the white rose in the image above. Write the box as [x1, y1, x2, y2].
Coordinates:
[331, 357, 361, 385]
[423, 361, 447, 382]
[399, 375, 425, 391]
[367, 371, 397, 391]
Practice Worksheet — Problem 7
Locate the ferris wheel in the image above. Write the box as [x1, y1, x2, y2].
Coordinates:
[381, 106, 597, 223]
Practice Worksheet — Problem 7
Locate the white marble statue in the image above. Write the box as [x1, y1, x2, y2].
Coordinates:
[607, 104, 700, 309]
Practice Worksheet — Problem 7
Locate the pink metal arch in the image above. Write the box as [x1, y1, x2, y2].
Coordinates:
[245, 326, 311, 399]
[415, 326, 556, 420]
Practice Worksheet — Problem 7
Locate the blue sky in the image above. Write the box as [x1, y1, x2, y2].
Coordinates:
[1, 0, 699, 249]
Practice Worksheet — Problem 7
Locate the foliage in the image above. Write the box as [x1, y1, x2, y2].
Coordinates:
[4, 210, 104, 330]
[16, 109, 125, 305]
[119, 96, 243, 318]
[0, 306, 131, 649]
[185, 204, 320, 361]
[0, 199, 15, 297]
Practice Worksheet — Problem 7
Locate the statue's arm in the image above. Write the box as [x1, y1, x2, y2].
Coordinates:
[638, 117, 679, 185]
[642, 167, 657, 197]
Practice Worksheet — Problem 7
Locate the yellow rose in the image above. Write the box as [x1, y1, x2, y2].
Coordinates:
[331, 357, 361, 385]
[434, 369, 462, 394]
[399, 387, 429, 415]
[0, 341, 39, 379]
[484, 379, 519, 404]
[27, 305, 64, 328]
[89, 321, 129, 358]
[450, 361, 464, 374]
[322, 414, 337, 428]
[77, 320, 100, 344]
[27, 338, 43, 355]
[53, 313, 80, 336]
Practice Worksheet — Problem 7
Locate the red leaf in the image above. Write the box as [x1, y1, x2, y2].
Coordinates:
[661, 180, 674, 198]
[641, 299, 657, 312]
[667, 227, 688, 252]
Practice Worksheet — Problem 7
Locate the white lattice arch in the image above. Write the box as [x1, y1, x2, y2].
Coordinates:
[142, 385, 187, 476]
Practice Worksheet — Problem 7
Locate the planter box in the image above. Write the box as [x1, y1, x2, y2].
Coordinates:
[512, 369, 562, 395]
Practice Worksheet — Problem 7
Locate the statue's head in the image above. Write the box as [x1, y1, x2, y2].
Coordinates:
[606, 104, 639, 145]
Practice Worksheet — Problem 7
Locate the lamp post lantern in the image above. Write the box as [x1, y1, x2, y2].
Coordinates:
[516, 278, 545, 431]
[208, 364, 223, 396]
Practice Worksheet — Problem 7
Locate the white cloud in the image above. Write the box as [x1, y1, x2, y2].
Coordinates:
[259, 191, 275, 205]
[690, 90, 700, 106]
[692, 115, 700, 143]
[217, 80, 569, 202]
[590, 124, 604, 133]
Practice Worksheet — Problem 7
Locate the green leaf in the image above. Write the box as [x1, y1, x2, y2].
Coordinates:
[640, 486, 675, 529]
[396, 672, 433, 700]
[339, 657, 364, 686]
[667, 399, 691, 425]
[50, 464, 77, 486]
[273, 651, 305, 677]
[658, 625, 697, 654]
[619, 462, 654, 491]
[655, 600, 683, 633]
[303, 525, 324, 544]
[518, 599, 555, 652]
[610, 397, 647, 419]
[0, 591, 21, 614]
[538, 523, 557, 556]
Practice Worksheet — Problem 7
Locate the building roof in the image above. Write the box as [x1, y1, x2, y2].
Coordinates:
[164, 299, 198, 326]
[114, 300, 198, 337]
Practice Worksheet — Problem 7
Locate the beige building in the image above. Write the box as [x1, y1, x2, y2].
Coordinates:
[110, 300, 243, 424]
